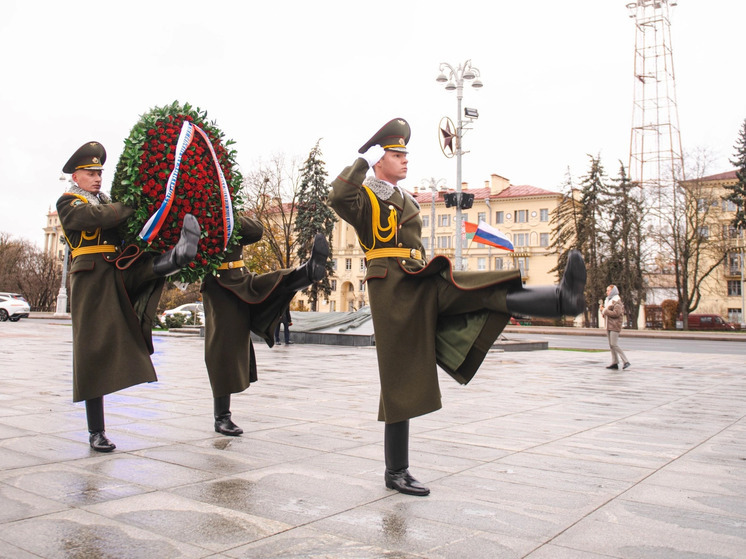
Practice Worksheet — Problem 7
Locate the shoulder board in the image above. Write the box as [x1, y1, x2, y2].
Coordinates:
[66, 193, 89, 206]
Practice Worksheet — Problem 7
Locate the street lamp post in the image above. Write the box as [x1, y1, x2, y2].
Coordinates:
[421, 178, 447, 260]
[54, 175, 72, 316]
[436, 59, 483, 271]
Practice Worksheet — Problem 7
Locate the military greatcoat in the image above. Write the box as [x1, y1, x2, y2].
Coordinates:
[56, 193, 165, 402]
[328, 158, 522, 424]
[201, 216, 296, 397]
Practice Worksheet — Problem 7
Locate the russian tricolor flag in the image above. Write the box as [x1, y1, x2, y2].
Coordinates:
[464, 221, 514, 252]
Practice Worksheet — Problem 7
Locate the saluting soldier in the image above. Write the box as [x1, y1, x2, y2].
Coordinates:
[328, 118, 586, 496]
[201, 216, 328, 436]
[57, 141, 201, 452]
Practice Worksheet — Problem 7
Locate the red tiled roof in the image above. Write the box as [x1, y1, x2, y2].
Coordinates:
[700, 170, 737, 181]
[495, 184, 558, 198]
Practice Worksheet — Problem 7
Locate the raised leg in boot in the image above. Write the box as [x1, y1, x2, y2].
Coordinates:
[86, 396, 115, 452]
[153, 213, 201, 276]
[506, 249, 586, 318]
[384, 420, 430, 496]
[214, 394, 243, 436]
[285, 233, 329, 292]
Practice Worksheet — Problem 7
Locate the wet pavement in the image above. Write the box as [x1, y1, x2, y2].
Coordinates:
[0, 318, 744, 558]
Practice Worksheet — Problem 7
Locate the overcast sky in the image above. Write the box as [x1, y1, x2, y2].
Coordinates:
[2, 0, 744, 247]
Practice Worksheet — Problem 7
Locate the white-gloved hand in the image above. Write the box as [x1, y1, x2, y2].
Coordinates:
[361, 145, 385, 168]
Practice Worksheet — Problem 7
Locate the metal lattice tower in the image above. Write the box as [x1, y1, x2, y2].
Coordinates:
[627, 0, 685, 201]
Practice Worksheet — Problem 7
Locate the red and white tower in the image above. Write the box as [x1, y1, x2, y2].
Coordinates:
[627, 0, 685, 200]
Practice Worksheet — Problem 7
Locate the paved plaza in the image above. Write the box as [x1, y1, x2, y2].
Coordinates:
[0, 319, 745, 558]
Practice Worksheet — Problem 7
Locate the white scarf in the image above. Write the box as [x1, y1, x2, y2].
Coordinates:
[67, 183, 110, 205]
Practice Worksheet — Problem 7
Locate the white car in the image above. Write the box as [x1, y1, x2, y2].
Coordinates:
[160, 303, 205, 325]
[0, 293, 31, 322]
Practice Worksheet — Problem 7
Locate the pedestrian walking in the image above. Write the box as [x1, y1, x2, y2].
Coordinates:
[600, 284, 631, 370]
[274, 305, 292, 345]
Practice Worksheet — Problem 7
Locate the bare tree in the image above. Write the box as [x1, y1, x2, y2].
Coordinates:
[240, 154, 302, 271]
[649, 149, 729, 328]
[0, 232, 61, 311]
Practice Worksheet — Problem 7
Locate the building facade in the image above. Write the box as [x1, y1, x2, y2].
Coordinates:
[43, 208, 65, 267]
[683, 171, 744, 325]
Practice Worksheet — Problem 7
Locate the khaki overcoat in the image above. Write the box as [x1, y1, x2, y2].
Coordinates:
[56, 194, 164, 402]
[201, 216, 296, 397]
[328, 158, 522, 423]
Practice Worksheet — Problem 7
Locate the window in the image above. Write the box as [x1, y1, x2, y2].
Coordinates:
[540, 208, 549, 222]
[517, 257, 529, 276]
[728, 280, 742, 296]
[495, 211, 504, 224]
[723, 225, 740, 239]
[540, 233, 549, 247]
[515, 210, 528, 223]
[697, 198, 707, 212]
[345, 258, 352, 271]
[462, 213, 469, 224]
[723, 199, 738, 212]
[421, 237, 429, 250]
[698, 226, 709, 239]
[728, 308, 742, 323]
[477, 257, 486, 270]
[514, 233, 528, 247]
[359, 280, 365, 291]
[330, 280, 337, 291]
[360, 259, 365, 271]
[421, 215, 429, 228]
[727, 253, 741, 275]
[437, 235, 451, 248]
[495, 257, 503, 270]
[438, 214, 451, 227]
[477, 212, 486, 223]
[331, 259, 337, 271]
[329, 301, 336, 312]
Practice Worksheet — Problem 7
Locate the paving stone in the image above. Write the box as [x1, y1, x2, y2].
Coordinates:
[1, 318, 745, 558]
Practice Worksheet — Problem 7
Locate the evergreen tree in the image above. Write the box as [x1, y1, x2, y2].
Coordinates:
[725, 118, 746, 230]
[295, 140, 336, 311]
[574, 155, 609, 326]
[604, 162, 645, 328]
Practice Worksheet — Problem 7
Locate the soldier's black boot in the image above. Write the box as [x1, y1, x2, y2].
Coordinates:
[384, 420, 430, 496]
[86, 397, 115, 452]
[505, 249, 586, 318]
[285, 233, 329, 292]
[214, 395, 243, 436]
[153, 214, 201, 276]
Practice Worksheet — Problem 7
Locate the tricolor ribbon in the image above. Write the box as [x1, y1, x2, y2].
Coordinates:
[138, 120, 234, 250]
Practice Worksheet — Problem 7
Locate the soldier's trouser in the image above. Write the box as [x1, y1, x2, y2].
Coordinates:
[86, 397, 105, 433]
[384, 420, 409, 471]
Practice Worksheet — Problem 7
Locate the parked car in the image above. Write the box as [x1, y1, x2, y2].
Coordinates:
[160, 303, 205, 325]
[685, 313, 739, 331]
[0, 293, 31, 322]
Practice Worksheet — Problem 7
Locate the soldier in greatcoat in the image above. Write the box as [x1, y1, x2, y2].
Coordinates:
[201, 216, 328, 436]
[328, 118, 586, 495]
[57, 141, 201, 452]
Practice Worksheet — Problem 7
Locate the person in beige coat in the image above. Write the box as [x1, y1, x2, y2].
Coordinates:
[328, 118, 587, 496]
[600, 284, 630, 370]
